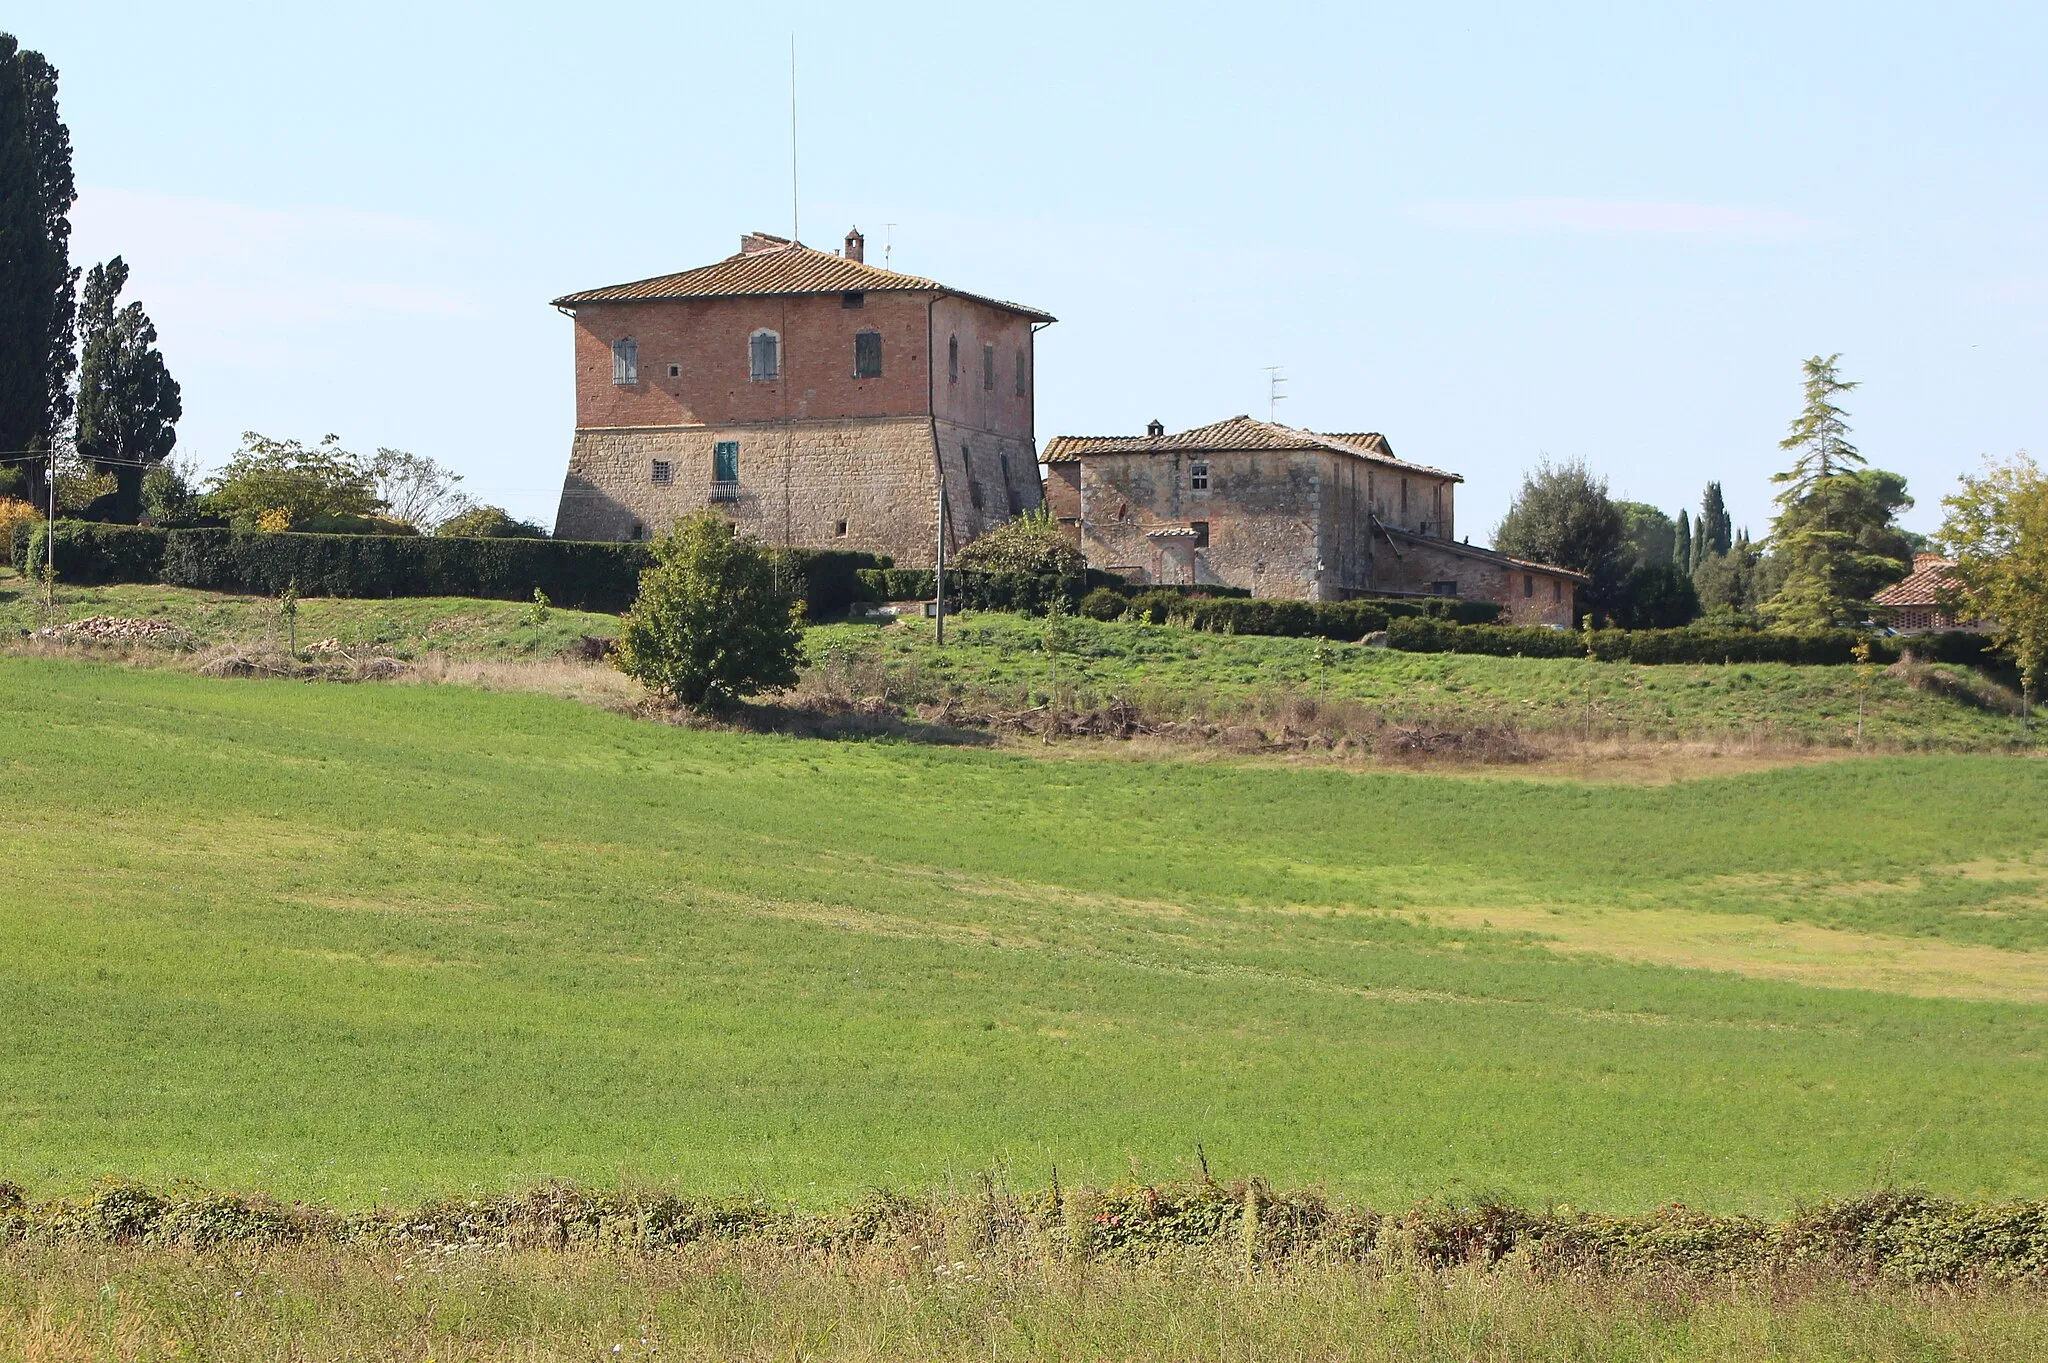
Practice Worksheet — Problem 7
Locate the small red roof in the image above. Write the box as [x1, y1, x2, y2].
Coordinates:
[553, 239, 1055, 322]
[1873, 553, 1959, 608]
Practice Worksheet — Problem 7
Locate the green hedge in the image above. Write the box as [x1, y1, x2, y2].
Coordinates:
[1090, 592, 1500, 641]
[1386, 616, 2000, 666]
[13, 522, 886, 617]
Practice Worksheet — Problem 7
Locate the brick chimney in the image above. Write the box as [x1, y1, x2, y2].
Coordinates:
[844, 226, 865, 263]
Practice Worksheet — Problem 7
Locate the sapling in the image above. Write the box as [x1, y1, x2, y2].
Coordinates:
[527, 588, 551, 657]
[278, 581, 299, 658]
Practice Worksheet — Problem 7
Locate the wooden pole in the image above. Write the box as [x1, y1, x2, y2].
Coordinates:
[935, 474, 947, 646]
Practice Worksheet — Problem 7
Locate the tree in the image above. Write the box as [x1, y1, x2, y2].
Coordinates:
[1674, 509, 1692, 573]
[75, 256, 182, 520]
[363, 447, 470, 529]
[1494, 457, 1631, 620]
[955, 506, 1085, 576]
[1615, 561, 1701, 629]
[201, 432, 382, 529]
[436, 504, 547, 539]
[1764, 355, 1908, 627]
[141, 456, 200, 524]
[1695, 481, 1733, 568]
[1616, 501, 1676, 569]
[1939, 452, 2048, 720]
[0, 35, 78, 507]
[611, 511, 803, 709]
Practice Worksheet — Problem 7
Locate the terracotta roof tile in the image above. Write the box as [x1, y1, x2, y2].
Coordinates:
[1042, 416, 1459, 480]
[1873, 554, 1959, 608]
[553, 240, 1055, 322]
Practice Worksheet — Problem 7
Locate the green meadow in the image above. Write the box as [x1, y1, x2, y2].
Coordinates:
[2, 655, 2045, 1211]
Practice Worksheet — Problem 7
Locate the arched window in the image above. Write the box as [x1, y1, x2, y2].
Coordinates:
[948, 334, 959, 383]
[749, 329, 780, 382]
[853, 329, 882, 379]
[611, 337, 638, 385]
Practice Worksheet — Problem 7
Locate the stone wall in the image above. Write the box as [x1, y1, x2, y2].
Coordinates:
[1377, 536, 1579, 626]
[1078, 449, 1332, 598]
[554, 417, 952, 565]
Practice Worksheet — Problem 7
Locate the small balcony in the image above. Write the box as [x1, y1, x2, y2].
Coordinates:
[709, 481, 740, 504]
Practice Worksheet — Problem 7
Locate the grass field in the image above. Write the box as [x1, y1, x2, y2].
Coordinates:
[0, 575, 620, 660]
[8, 1243, 2045, 1362]
[808, 613, 2027, 749]
[2, 655, 2044, 1212]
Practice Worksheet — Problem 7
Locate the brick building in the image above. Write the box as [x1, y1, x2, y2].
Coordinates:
[1042, 415, 1584, 623]
[552, 230, 1055, 564]
[1873, 553, 1984, 633]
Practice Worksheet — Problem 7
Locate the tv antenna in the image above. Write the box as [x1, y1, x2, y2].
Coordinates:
[789, 35, 799, 242]
[883, 222, 898, 269]
[1264, 366, 1288, 422]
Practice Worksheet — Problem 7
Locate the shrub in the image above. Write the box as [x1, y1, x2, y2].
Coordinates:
[16, 521, 168, 586]
[0, 498, 37, 556]
[1080, 585, 1127, 620]
[1385, 617, 2002, 667]
[773, 548, 892, 617]
[954, 507, 1084, 576]
[199, 433, 381, 529]
[612, 513, 803, 709]
[436, 505, 548, 539]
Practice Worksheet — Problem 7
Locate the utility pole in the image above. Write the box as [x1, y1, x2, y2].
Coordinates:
[935, 474, 948, 645]
[789, 35, 800, 243]
[883, 223, 898, 269]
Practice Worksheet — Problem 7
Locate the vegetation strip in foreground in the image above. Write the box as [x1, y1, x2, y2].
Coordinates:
[7, 1179, 2048, 1285]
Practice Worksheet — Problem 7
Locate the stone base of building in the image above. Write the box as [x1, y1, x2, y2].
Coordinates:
[553, 418, 1041, 567]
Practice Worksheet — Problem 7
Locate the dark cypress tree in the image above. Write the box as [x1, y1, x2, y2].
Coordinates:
[1674, 508, 1692, 572]
[76, 256, 182, 520]
[1699, 481, 1733, 561]
[0, 34, 78, 508]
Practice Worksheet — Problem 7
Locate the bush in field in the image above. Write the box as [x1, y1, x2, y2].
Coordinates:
[956, 507, 1084, 576]
[612, 512, 802, 709]
[1080, 585, 1127, 620]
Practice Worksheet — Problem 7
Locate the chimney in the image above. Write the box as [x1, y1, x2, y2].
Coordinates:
[844, 226, 865, 263]
[1145, 418, 1165, 437]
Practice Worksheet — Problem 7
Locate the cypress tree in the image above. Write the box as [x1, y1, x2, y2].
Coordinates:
[1674, 509, 1692, 572]
[1699, 481, 1732, 561]
[0, 34, 78, 506]
[75, 256, 182, 520]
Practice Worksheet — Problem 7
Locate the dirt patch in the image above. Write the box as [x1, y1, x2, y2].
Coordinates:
[1401, 903, 2048, 1004]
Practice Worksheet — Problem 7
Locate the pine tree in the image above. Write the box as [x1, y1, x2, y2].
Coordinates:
[1764, 355, 1896, 627]
[0, 35, 78, 507]
[1674, 509, 1692, 572]
[75, 256, 182, 520]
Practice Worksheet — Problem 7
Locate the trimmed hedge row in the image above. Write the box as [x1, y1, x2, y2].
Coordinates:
[1386, 616, 2000, 666]
[10, 523, 887, 617]
[1088, 591, 1501, 640]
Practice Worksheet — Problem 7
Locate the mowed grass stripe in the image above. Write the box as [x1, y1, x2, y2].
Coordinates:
[0, 657, 2043, 1209]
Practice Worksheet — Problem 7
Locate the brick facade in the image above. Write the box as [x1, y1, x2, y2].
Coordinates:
[551, 234, 1052, 565]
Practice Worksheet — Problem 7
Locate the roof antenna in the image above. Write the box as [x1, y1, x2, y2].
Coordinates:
[883, 222, 898, 270]
[789, 34, 800, 244]
[1264, 365, 1287, 422]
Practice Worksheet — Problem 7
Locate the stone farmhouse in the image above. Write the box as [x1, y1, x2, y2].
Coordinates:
[551, 229, 1055, 565]
[1042, 416, 1585, 624]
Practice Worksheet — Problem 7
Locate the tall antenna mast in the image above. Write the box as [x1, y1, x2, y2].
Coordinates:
[789, 35, 800, 242]
[1264, 366, 1288, 422]
[884, 222, 898, 269]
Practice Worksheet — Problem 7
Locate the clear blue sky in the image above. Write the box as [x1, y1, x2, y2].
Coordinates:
[17, 1, 2045, 538]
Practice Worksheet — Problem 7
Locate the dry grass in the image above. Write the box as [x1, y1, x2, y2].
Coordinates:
[3, 1241, 2043, 1362]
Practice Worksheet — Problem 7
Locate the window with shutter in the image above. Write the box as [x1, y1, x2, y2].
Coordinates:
[1014, 350, 1028, 398]
[948, 335, 959, 383]
[749, 330, 780, 382]
[982, 342, 995, 391]
[611, 338, 638, 385]
[714, 441, 739, 484]
[999, 452, 1018, 513]
[854, 330, 883, 379]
